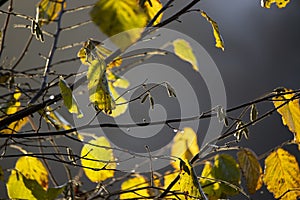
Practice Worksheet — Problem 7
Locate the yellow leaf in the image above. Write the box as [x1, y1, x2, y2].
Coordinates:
[237, 148, 263, 194]
[142, 0, 163, 26]
[171, 127, 200, 170]
[261, 0, 291, 8]
[173, 39, 199, 71]
[90, 0, 162, 50]
[1, 89, 28, 134]
[272, 88, 300, 149]
[108, 82, 128, 117]
[200, 11, 224, 51]
[37, 0, 66, 25]
[163, 160, 203, 199]
[264, 148, 300, 200]
[7, 156, 49, 199]
[87, 60, 115, 114]
[107, 72, 130, 89]
[120, 175, 150, 199]
[59, 76, 83, 118]
[80, 136, 116, 183]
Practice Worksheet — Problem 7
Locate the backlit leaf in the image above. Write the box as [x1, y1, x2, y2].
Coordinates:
[264, 148, 300, 200]
[90, 0, 162, 50]
[142, 0, 163, 26]
[200, 11, 224, 51]
[200, 154, 241, 199]
[107, 72, 130, 89]
[108, 82, 128, 117]
[80, 136, 116, 183]
[261, 0, 291, 8]
[272, 88, 300, 149]
[7, 156, 49, 199]
[173, 39, 199, 71]
[120, 175, 150, 199]
[59, 76, 83, 118]
[87, 60, 115, 114]
[237, 148, 263, 194]
[171, 127, 200, 170]
[0, 89, 28, 134]
[37, 0, 66, 25]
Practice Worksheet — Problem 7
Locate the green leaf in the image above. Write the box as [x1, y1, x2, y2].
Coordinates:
[37, 0, 66, 25]
[80, 136, 116, 183]
[237, 148, 263, 194]
[264, 148, 300, 200]
[200, 11, 224, 51]
[59, 76, 83, 118]
[261, 0, 291, 8]
[87, 60, 115, 114]
[200, 154, 241, 199]
[173, 39, 199, 71]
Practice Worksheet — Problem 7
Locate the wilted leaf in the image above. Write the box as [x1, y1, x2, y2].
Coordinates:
[264, 148, 300, 200]
[87, 60, 115, 114]
[171, 127, 200, 170]
[237, 148, 263, 194]
[7, 156, 49, 199]
[234, 121, 249, 141]
[200, 154, 241, 199]
[120, 175, 150, 199]
[200, 11, 224, 51]
[37, 0, 66, 25]
[261, 0, 291, 8]
[165, 82, 176, 97]
[59, 76, 83, 118]
[272, 88, 300, 149]
[90, 0, 162, 50]
[250, 104, 258, 123]
[107, 83, 128, 117]
[80, 136, 116, 182]
[173, 39, 199, 71]
[0, 89, 28, 134]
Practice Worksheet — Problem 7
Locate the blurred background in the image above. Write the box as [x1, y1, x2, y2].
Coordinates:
[0, 0, 300, 199]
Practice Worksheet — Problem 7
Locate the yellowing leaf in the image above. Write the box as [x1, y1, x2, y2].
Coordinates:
[107, 72, 130, 89]
[87, 60, 115, 114]
[163, 160, 203, 199]
[200, 11, 224, 51]
[272, 88, 300, 149]
[237, 148, 263, 194]
[264, 148, 300, 200]
[200, 154, 241, 199]
[171, 127, 200, 170]
[108, 82, 128, 117]
[37, 0, 66, 25]
[173, 39, 199, 71]
[59, 76, 83, 118]
[80, 136, 116, 182]
[261, 0, 291, 8]
[142, 0, 163, 26]
[1, 89, 28, 134]
[120, 175, 150, 199]
[7, 156, 49, 199]
[90, 0, 162, 50]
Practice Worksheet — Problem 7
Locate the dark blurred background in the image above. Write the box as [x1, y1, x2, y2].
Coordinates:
[0, 0, 300, 199]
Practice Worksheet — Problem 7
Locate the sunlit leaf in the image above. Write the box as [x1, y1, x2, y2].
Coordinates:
[200, 154, 241, 199]
[173, 39, 199, 71]
[264, 148, 300, 200]
[107, 72, 130, 89]
[108, 82, 128, 117]
[7, 156, 49, 199]
[59, 76, 83, 118]
[237, 148, 263, 194]
[120, 175, 150, 199]
[272, 88, 300, 149]
[87, 60, 115, 114]
[200, 11, 224, 51]
[0, 89, 28, 134]
[37, 0, 66, 25]
[80, 136, 116, 183]
[171, 127, 200, 170]
[261, 0, 291, 8]
[90, 0, 162, 50]
[142, 0, 163, 26]
[77, 39, 122, 68]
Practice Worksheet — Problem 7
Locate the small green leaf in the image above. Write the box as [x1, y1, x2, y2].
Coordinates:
[59, 76, 83, 118]
[173, 39, 199, 71]
[200, 11, 224, 51]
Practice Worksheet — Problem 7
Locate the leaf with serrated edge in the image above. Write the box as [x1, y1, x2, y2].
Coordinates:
[264, 148, 300, 200]
[81, 137, 116, 182]
[237, 148, 263, 194]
